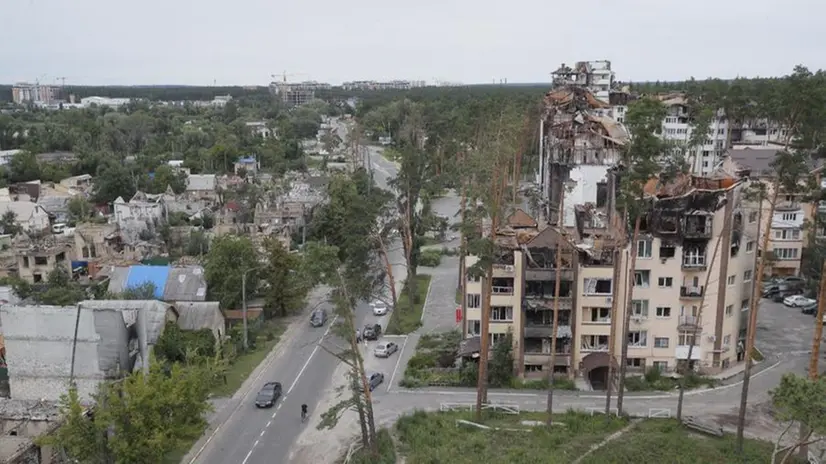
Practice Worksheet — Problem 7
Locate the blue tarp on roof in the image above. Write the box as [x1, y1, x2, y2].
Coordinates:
[125, 265, 170, 299]
[238, 156, 256, 163]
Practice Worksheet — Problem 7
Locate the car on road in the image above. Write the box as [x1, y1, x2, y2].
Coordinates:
[372, 300, 389, 316]
[801, 301, 819, 315]
[363, 323, 382, 341]
[358, 372, 385, 392]
[310, 308, 328, 327]
[783, 295, 815, 307]
[255, 382, 282, 408]
[374, 341, 399, 358]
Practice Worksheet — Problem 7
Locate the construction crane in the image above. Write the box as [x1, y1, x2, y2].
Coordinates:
[270, 71, 309, 84]
[56, 76, 67, 88]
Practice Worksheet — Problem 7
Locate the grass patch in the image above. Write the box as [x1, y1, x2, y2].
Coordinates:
[211, 321, 286, 397]
[582, 418, 806, 464]
[396, 410, 628, 463]
[419, 236, 440, 247]
[624, 368, 718, 392]
[344, 429, 397, 464]
[455, 286, 462, 304]
[385, 274, 432, 335]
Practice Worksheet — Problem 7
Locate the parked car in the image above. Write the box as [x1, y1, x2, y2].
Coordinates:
[784, 295, 815, 307]
[374, 341, 399, 358]
[801, 301, 818, 315]
[310, 308, 328, 327]
[255, 382, 282, 408]
[371, 300, 389, 316]
[358, 372, 385, 392]
[363, 323, 382, 341]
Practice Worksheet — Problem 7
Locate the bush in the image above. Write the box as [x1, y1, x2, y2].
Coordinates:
[419, 249, 442, 267]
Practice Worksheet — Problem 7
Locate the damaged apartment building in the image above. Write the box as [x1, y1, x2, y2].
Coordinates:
[463, 173, 755, 389]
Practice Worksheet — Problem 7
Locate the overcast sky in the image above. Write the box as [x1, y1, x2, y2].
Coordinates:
[3, 0, 823, 86]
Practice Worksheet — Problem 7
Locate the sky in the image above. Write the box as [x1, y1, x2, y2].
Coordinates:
[3, 0, 824, 86]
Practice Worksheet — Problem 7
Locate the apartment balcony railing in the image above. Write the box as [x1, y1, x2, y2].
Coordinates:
[492, 264, 515, 277]
[525, 267, 575, 282]
[679, 286, 704, 299]
[682, 256, 707, 270]
[678, 315, 701, 330]
[523, 323, 571, 338]
[776, 201, 802, 212]
[523, 351, 571, 366]
[492, 286, 514, 295]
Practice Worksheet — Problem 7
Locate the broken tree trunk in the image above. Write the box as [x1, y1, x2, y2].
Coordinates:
[616, 216, 642, 415]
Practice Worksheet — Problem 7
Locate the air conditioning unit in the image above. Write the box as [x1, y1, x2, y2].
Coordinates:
[504, 265, 514, 272]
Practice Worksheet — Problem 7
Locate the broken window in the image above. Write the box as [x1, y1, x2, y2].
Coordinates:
[631, 300, 649, 317]
[628, 331, 648, 347]
[584, 307, 610, 323]
[678, 331, 699, 346]
[22, 257, 29, 268]
[659, 244, 676, 259]
[34, 256, 48, 266]
[581, 335, 609, 351]
[659, 215, 678, 233]
[82, 247, 90, 258]
[583, 277, 612, 295]
[56, 252, 66, 262]
[33, 273, 43, 283]
[637, 239, 652, 258]
[596, 182, 608, 208]
[633, 270, 650, 288]
[467, 294, 481, 308]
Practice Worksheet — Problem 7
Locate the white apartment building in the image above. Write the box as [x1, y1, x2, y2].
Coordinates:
[12, 83, 59, 105]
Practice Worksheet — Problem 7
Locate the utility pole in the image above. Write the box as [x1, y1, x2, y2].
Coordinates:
[545, 188, 564, 424]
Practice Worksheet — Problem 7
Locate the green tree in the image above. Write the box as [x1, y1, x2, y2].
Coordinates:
[262, 238, 308, 318]
[204, 235, 259, 309]
[769, 374, 826, 463]
[149, 164, 187, 194]
[38, 388, 106, 463]
[7, 150, 40, 183]
[154, 322, 216, 364]
[92, 162, 136, 204]
[67, 195, 95, 223]
[614, 97, 669, 416]
[0, 211, 21, 236]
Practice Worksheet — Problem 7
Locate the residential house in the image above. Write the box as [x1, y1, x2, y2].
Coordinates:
[15, 236, 74, 283]
[175, 301, 226, 340]
[106, 265, 207, 302]
[36, 186, 73, 224]
[0, 201, 50, 234]
[245, 121, 276, 139]
[73, 222, 126, 276]
[113, 191, 167, 229]
[0, 400, 62, 464]
[58, 174, 93, 192]
[234, 156, 259, 176]
[186, 174, 218, 203]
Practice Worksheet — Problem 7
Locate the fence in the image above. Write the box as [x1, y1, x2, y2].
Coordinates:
[440, 402, 521, 415]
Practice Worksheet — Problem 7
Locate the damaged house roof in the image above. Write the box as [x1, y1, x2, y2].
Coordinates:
[506, 208, 537, 229]
[544, 86, 610, 110]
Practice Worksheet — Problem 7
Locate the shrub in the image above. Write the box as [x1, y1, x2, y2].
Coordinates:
[419, 249, 442, 267]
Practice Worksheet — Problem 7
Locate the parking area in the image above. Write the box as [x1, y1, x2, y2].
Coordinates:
[755, 297, 820, 355]
[358, 336, 407, 395]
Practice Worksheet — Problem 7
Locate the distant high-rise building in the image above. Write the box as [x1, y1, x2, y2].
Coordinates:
[12, 82, 60, 105]
[270, 81, 325, 106]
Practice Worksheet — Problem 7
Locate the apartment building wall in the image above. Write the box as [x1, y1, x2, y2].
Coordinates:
[463, 255, 524, 361]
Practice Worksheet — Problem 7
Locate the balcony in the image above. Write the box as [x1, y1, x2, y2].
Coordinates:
[492, 263, 515, 277]
[682, 255, 707, 271]
[675, 345, 702, 360]
[679, 286, 704, 299]
[523, 352, 572, 367]
[776, 201, 801, 212]
[491, 286, 514, 295]
[523, 323, 571, 338]
[678, 315, 701, 330]
[525, 267, 575, 282]
[683, 217, 713, 239]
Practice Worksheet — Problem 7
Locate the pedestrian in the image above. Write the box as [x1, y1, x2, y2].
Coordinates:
[736, 340, 745, 362]
[356, 329, 361, 344]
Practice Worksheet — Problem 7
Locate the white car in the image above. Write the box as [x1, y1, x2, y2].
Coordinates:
[374, 342, 398, 358]
[783, 295, 815, 307]
[371, 300, 388, 316]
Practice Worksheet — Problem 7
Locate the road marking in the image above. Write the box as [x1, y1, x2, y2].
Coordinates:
[260, 430, 266, 437]
[267, 420, 272, 427]
[188, 320, 302, 464]
[242, 449, 254, 464]
[288, 315, 337, 395]
[387, 336, 408, 392]
[272, 411, 277, 418]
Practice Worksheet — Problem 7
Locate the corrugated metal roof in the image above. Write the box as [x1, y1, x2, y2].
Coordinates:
[126, 266, 171, 299]
[175, 301, 223, 331]
[80, 300, 174, 345]
[106, 266, 132, 294]
[163, 267, 207, 301]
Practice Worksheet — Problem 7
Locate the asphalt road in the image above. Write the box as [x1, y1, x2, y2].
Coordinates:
[191, 133, 411, 464]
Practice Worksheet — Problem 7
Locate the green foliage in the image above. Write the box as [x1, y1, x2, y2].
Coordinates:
[419, 248, 442, 267]
[770, 374, 826, 436]
[93, 162, 136, 204]
[624, 368, 717, 392]
[618, 97, 669, 219]
[8, 150, 40, 183]
[44, 362, 214, 464]
[154, 322, 216, 364]
[488, 333, 514, 387]
[346, 428, 397, 464]
[204, 235, 259, 309]
[262, 238, 308, 318]
[0, 211, 21, 236]
[67, 196, 95, 223]
[105, 281, 158, 300]
[149, 165, 187, 194]
[384, 274, 431, 335]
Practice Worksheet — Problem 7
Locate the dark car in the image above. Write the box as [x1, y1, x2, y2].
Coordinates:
[310, 308, 328, 327]
[363, 323, 382, 341]
[255, 382, 282, 408]
[358, 372, 385, 392]
[801, 301, 819, 315]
